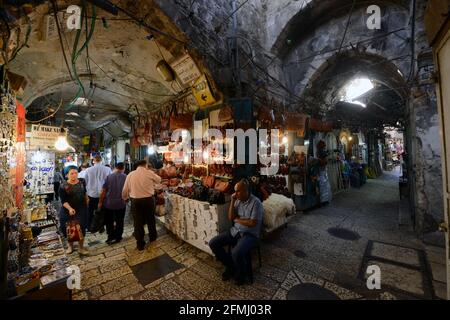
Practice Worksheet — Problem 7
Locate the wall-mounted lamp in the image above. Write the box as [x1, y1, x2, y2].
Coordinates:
[156, 60, 175, 82]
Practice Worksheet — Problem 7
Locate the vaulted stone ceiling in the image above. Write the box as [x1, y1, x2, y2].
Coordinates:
[5, 0, 198, 144]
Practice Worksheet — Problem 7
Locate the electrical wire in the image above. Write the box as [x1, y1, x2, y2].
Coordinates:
[51, 0, 74, 80]
[71, 1, 96, 101]
[407, 0, 416, 82]
[309, 54, 411, 89]
[284, 28, 407, 66]
[92, 83, 161, 104]
[248, 54, 412, 109]
[112, 4, 187, 45]
[215, 0, 251, 32]
[337, 0, 356, 55]
[88, 56, 176, 97]
[28, 100, 63, 123]
[84, 7, 94, 83]
[152, 36, 167, 62]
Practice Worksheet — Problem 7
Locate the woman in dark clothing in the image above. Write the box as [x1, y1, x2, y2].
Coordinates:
[59, 166, 89, 255]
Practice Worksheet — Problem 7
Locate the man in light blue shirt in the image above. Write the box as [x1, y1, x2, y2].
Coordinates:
[209, 179, 263, 285]
[84, 155, 112, 230]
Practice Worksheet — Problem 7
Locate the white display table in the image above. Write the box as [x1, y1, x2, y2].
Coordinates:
[159, 193, 231, 255]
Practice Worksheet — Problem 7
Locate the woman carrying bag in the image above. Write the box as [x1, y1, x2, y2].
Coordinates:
[59, 165, 89, 255]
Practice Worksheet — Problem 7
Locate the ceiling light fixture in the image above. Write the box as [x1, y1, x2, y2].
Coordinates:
[55, 128, 70, 151]
[71, 97, 89, 106]
[148, 145, 156, 155]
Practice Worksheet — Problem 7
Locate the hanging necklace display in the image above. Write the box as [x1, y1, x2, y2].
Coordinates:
[25, 150, 55, 196]
[0, 91, 18, 219]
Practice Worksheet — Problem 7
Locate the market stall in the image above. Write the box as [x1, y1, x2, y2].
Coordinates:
[131, 98, 300, 253]
[1, 89, 71, 300]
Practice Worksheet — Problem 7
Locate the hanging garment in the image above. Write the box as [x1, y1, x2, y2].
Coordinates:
[327, 162, 339, 193]
[294, 183, 304, 196]
[318, 168, 332, 203]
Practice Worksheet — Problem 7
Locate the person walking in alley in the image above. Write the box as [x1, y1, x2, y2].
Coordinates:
[84, 155, 112, 230]
[98, 162, 127, 244]
[122, 159, 161, 251]
[59, 166, 89, 255]
[209, 179, 263, 286]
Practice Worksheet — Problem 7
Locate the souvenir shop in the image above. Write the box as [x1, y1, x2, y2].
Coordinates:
[124, 91, 389, 253]
[130, 96, 298, 255]
[0, 68, 388, 298]
[0, 80, 72, 299]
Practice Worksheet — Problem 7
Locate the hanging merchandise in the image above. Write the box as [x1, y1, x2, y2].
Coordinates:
[218, 104, 233, 122]
[285, 112, 309, 137]
[169, 100, 194, 131]
[257, 105, 275, 125]
[309, 118, 333, 132]
[273, 110, 286, 129]
[0, 92, 19, 218]
[25, 151, 55, 195]
[318, 170, 332, 203]
[133, 115, 152, 146]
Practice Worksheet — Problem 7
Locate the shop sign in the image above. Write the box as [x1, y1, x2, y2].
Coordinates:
[82, 135, 90, 145]
[30, 125, 63, 149]
[170, 53, 202, 85]
[192, 74, 216, 107]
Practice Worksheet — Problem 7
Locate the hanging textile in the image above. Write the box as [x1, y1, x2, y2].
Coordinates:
[318, 168, 332, 203]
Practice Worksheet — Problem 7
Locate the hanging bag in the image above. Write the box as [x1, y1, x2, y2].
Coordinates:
[170, 100, 194, 131]
[257, 105, 275, 124]
[218, 104, 233, 122]
[286, 112, 309, 136]
[214, 180, 231, 193]
[66, 216, 83, 243]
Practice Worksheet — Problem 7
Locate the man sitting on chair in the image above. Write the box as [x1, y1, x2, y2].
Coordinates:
[209, 179, 264, 286]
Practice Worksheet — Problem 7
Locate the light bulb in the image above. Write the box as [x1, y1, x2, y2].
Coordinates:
[349, 137, 353, 141]
[282, 136, 288, 144]
[55, 135, 69, 151]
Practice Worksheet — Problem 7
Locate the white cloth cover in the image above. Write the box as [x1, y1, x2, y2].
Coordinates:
[262, 193, 295, 231]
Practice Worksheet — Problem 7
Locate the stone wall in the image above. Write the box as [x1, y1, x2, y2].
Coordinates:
[149, 0, 444, 241]
[409, 0, 444, 245]
[154, 0, 268, 95]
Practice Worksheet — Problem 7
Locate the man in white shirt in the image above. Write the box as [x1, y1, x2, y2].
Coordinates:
[84, 155, 112, 230]
[78, 163, 89, 180]
[122, 159, 161, 250]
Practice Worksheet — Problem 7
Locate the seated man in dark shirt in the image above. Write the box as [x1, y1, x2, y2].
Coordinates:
[209, 179, 264, 285]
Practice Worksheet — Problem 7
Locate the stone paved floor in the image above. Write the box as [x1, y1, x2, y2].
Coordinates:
[68, 171, 447, 300]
